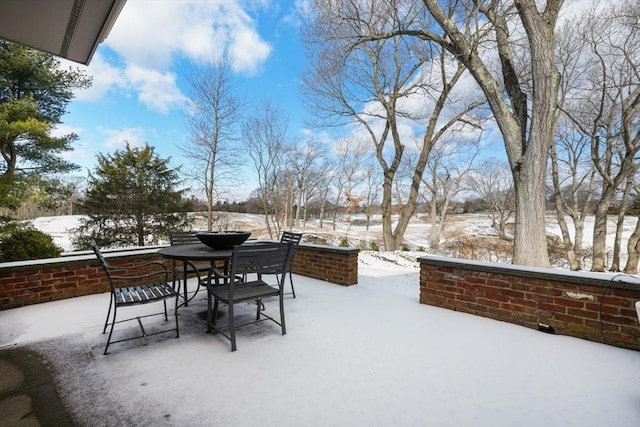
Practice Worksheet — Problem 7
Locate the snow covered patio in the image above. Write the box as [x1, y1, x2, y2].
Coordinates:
[1, 258, 638, 427]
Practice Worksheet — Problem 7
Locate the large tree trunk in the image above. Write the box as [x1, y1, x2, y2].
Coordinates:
[624, 216, 640, 274]
[592, 202, 610, 272]
[429, 200, 440, 249]
[512, 164, 550, 265]
[610, 181, 633, 271]
[381, 171, 396, 250]
[510, 1, 561, 266]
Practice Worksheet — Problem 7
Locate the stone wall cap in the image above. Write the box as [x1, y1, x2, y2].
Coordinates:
[298, 243, 359, 254]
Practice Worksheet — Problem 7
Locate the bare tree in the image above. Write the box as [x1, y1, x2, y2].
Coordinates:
[362, 158, 382, 231]
[301, 1, 483, 250]
[352, 0, 565, 266]
[549, 14, 601, 270]
[558, 2, 640, 271]
[611, 177, 635, 271]
[241, 101, 289, 238]
[549, 116, 597, 270]
[624, 182, 640, 273]
[331, 136, 370, 232]
[314, 159, 336, 229]
[183, 52, 244, 230]
[287, 135, 325, 227]
[467, 158, 515, 241]
[419, 138, 479, 249]
[272, 164, 296, 232]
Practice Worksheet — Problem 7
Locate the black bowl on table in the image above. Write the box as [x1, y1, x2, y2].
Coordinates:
[194, 231, 252, 249]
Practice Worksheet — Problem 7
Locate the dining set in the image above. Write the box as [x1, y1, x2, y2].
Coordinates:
[91, 230, 302, 354]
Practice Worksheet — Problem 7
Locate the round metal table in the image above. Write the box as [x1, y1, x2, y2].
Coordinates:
[158, 243, 233, 306]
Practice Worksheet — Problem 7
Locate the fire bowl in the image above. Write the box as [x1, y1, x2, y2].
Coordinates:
[195, 231, 252, 249]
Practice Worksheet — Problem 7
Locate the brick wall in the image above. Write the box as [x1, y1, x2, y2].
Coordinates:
[419, 255, 640, 351]
[0, 248, 172, 310]
[291, 244, 358, 286]
[0, 244, 359, 310]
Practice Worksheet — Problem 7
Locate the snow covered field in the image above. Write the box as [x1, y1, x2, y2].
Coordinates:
[29, 211, 639, 272]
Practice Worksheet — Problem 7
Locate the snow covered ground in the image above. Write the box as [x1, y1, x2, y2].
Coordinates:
[1, 271, 638, 426]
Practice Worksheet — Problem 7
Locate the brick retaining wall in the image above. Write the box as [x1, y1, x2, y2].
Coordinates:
[419, 255, 640, 351]
[0, 244, 358, 310]
[292, 244, 358, 286]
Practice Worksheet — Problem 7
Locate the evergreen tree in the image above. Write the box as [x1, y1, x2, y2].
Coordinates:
[74, 143, 193, 249]
[0, 41, 91, 209]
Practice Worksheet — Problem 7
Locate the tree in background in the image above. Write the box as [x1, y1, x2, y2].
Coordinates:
[467, 158, 515, 241]
[331, 135, 371, 233]
[301, 1, 484, 251]
[343, 0, 563, 266]
[287, 135, 325, 228]
[241, 101, 288, 238]
[624, 189, 640, 273]
[182, 52, 244, 230]
[560, 2, 639, 272]
[0, 41, 90, 209]
[74, 143, 192, 249]
[418, 138, 479, 249]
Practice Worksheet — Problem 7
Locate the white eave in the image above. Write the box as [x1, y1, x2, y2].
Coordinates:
[0, 0, 127, 65]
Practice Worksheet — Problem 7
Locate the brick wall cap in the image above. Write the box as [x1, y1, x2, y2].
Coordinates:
[297, 243, 359, 255]
[0, 246, 165, 270]
[1, 243, 358, 269]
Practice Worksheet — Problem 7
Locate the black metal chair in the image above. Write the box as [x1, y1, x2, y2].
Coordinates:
[91, 240, 180, 355]
[168, 230, 212, 306]
[206, 242, 294, 351]
[279, 231, 303, 297]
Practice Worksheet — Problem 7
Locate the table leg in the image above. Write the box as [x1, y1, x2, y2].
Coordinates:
[183, 260, 189, 307]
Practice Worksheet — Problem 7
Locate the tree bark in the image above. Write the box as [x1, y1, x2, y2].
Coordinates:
[624, 217, 640, 274]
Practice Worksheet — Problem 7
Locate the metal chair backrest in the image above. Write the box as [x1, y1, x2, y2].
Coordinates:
[229, 242, 292, 284]
[90, 240, 113, 282]
[280, 231, 302, 246]
[169, 230, 200, 245]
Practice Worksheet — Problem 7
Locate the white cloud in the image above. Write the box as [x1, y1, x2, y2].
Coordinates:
[99, 127, 147, 149]
[105, 1, 271, 70]
[77, 1, 272, 111]
[51, 124, 83, 138]
[124, 65, 186, 113]
[71, 53, 126, 102]
[229, 25, 272, 75]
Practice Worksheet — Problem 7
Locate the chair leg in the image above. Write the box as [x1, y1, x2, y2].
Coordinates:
[289, 271, 296, 298]
[163, 300, 168, 321]
[103, 294, 114, 334]
[228, 302, 237, 351]
[206, 287, 213, 333]
[212, 299, 219, 327]
[279, 293, 286, 335]
[174, 295, 180, 338]
[104, 304, 118, 355]
[256, 299, 262, 320]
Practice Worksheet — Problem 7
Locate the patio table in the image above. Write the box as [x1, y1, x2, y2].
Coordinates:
[158, 243, 233, 306]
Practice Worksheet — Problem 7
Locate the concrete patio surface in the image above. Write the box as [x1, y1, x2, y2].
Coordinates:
[0, 267, 638, 427]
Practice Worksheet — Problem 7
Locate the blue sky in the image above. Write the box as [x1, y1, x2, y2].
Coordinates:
[57, 1, 308, 200]
[50, 0, 601, 204]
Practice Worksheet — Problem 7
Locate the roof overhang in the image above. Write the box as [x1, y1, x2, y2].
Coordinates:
[0, 0, 127, 65]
